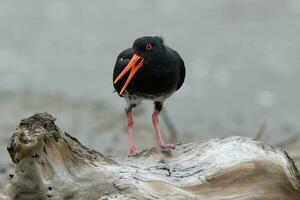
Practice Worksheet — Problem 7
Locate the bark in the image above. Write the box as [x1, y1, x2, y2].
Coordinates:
[0, 113, 299, 200]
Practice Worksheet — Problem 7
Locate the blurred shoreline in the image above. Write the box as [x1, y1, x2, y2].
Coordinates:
[1, 0, 300, 189]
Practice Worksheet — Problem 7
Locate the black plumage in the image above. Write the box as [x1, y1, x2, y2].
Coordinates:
[113, 36, 185, 155]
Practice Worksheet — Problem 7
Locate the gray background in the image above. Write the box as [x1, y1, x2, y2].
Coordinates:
[0, 0, 300, 184]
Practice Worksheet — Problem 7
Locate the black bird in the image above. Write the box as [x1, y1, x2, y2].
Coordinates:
[113, 36, 185, 155]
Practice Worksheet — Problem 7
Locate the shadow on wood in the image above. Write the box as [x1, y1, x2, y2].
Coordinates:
[0, 113, 299, 200]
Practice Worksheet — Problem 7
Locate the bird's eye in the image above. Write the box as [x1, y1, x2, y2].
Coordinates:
[145, 43, 152, 51]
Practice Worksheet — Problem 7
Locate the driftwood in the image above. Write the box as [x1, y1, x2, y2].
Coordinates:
[0, 113, 299, 200]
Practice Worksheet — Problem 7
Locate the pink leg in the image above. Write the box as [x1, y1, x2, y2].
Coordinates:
[152, 111, 175, 149]
[127, 112, 137, 155]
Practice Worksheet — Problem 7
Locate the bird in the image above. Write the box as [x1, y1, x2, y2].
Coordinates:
[113, 36, 185, 155]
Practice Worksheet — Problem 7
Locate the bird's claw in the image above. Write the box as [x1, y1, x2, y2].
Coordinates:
[128, 145, 138, 156]
[160, 143, 176, 149]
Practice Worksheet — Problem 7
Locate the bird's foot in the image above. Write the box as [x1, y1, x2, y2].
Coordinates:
[128, 145, 138, 156]
[159, 143, 176, 149]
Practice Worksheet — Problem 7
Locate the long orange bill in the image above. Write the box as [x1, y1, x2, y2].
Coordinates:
[113, 54, 144, 95]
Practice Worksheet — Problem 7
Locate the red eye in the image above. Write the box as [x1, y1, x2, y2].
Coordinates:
[145, 43, 152, 51]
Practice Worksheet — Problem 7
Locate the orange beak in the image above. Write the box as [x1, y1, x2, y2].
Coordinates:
[114, 54, 144, 95]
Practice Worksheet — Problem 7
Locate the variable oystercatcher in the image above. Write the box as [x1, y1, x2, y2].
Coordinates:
[113, 36, 185, 155]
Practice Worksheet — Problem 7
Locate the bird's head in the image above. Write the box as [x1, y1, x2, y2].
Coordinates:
[133, 36, 165, 63]
[114, 36, 166, 95]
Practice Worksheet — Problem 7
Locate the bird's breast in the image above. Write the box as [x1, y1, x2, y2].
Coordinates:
[129, 64, 179, 96]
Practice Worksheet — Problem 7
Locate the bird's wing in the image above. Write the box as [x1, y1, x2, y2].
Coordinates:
[165, 46, 186, 91]
[176, 56, 186, 91]
[113, 48, 134, 96]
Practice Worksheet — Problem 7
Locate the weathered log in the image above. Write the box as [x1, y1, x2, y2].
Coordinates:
[0, 113, 299, 200]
